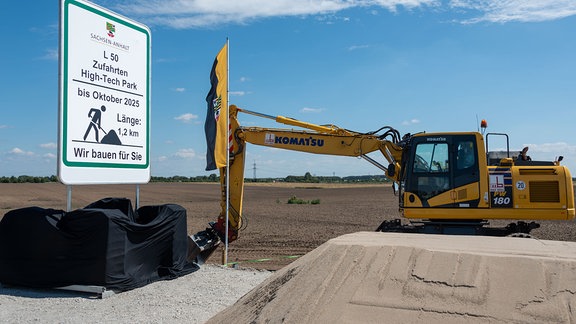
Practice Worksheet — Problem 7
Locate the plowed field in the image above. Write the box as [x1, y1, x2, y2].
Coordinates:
[1, 182, 574, 270]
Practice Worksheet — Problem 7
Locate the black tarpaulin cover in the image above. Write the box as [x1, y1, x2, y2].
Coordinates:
[0, 198, 198, 291]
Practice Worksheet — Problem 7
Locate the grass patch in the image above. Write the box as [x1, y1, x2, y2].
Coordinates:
[287, 196, 321, 205]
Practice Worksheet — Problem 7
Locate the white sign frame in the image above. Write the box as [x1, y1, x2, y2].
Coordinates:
[58, 0, 151, 184]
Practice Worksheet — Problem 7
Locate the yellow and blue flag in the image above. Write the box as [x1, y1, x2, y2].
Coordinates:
[205, 43, 228, 171]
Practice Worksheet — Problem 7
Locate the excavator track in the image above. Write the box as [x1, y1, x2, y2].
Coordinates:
[375, 219, 540, 236]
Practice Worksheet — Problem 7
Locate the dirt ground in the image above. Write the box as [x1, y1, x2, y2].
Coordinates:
[1, 182, 575, 271]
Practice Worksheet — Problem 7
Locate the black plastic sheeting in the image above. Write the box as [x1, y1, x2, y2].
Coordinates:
[0, 198, 198, 292]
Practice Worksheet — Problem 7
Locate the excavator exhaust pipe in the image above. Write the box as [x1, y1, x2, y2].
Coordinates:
[187, 223, 221, 265]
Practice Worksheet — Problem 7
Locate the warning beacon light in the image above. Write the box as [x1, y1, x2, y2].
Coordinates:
[480, 119, 487, 135]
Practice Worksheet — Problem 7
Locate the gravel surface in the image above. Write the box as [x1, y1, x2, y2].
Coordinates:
[0, 264, 271, 324]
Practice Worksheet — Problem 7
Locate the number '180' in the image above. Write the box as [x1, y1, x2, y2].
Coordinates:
[493, 197, 510, 205]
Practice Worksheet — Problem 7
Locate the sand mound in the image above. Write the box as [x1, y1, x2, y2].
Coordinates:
[208, 232, 576, 323]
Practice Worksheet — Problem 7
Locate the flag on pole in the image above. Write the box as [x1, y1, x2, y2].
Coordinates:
[205, 43, 228, 171]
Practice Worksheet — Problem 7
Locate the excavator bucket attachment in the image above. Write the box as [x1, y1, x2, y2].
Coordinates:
[187, 223, 221, 265]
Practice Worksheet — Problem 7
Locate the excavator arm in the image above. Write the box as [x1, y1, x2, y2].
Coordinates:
[188, 105, 406, 264]
[235, 106, 405, 176]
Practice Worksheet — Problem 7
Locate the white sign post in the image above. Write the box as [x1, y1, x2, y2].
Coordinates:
[59, 0, 151, 184]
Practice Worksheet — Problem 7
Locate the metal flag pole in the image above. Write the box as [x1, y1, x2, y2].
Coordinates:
[224, 37, 230, 266]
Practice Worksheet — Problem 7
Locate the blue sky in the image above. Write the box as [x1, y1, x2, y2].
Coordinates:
[1, 0, 575, 178]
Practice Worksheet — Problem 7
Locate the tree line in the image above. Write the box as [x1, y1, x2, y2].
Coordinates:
[0, 175, 59, 183]
[0, 173, 389, 184]
[149, 172, 389, 183]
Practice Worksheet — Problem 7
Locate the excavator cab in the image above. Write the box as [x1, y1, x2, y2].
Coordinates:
[401, 133, 483, 211]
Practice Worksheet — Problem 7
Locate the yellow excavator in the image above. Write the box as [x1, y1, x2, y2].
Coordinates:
[189, 105, 574, 263]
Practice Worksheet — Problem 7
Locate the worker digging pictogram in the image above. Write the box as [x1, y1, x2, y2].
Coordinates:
[82, 105, 122, 145]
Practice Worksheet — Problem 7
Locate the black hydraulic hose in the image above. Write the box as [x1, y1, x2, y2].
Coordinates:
[346, 125, 402, 143]
[229, 128, 245, 158]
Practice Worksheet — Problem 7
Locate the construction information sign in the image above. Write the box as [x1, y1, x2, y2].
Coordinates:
[58, 0, 151, 184]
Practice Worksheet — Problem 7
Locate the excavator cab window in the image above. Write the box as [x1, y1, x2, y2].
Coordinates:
[410, 142, 450, 201]
[454, 138, 479, 189]
[413, 143, 449, 173]
[456, 141, 475, 169]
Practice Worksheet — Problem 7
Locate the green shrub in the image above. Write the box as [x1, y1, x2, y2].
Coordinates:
[287, 196, 306, 204]
[287, 196, 320, 205]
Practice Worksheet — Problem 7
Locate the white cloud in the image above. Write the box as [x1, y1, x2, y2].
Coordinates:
[524, 142, 576, 154]
[39, 48, 58, 60]
[174, 87, 186, 92]
[450, 0, 576, 24]
[239, 76, 250, 82]
[300, 107, 325, 113]
[230, 91, 246, 96]
[348, 44, 370, 51]
[174, 113, 198, 123]
[114, 0, 433, 28]
[174, 148, 196, 159]
[402, 118, 420, 125]
[43, 153, 56, 159]
[9, 148, 34, 156]
[0, 125, 8, 129]
[111, 0, 576, 28]
[40, 142, 57, 149]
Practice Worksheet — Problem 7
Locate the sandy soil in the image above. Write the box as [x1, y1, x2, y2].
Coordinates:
[209, 233, 576, 324]
[1, 182, 575, 270]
